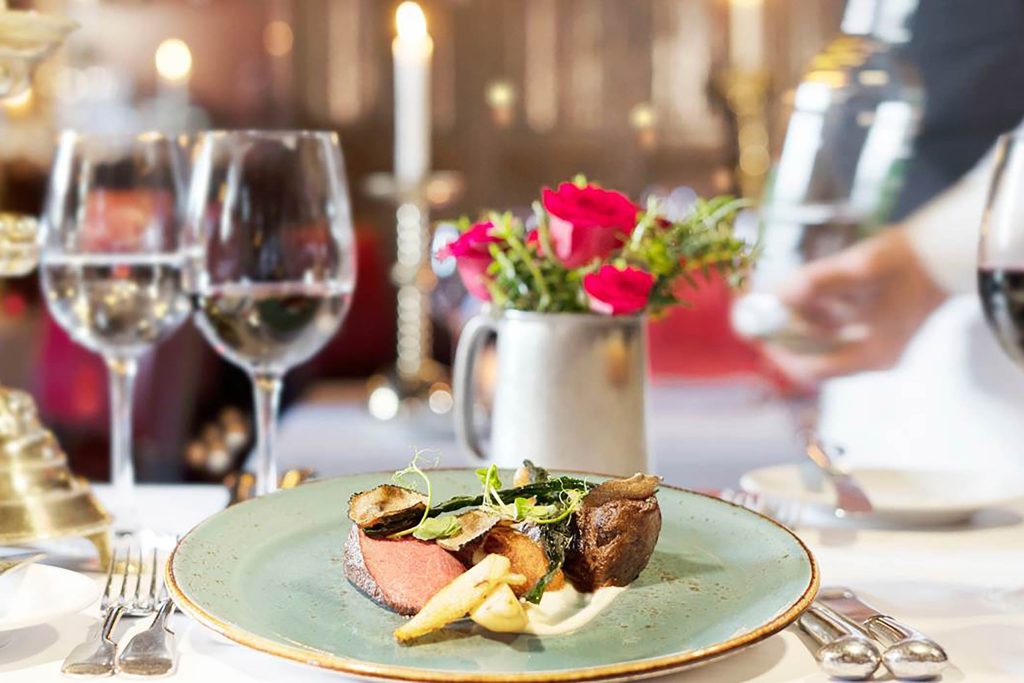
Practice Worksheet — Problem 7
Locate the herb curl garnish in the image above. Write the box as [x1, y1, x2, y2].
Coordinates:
[388, 450, 462, 541]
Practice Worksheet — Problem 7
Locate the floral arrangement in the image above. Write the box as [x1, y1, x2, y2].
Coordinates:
[437, 177, 754, 316]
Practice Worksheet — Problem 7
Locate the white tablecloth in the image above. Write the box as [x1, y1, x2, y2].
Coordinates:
[3, 483, 1024, 682]
[271, 381, 806, 491]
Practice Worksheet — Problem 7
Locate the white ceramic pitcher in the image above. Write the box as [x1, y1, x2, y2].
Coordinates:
[453, 310, 650, 475]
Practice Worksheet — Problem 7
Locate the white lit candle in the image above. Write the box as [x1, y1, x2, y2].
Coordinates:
[154, 37, 192, 129]
[393, 1, 433, 188]
[729, 0, 764, 73]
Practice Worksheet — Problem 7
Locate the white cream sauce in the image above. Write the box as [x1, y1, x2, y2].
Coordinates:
[520, 584, 626, 635]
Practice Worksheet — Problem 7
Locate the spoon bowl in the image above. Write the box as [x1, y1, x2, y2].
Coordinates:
[883, 638, 948, 680]
[819, 635, 882, 680]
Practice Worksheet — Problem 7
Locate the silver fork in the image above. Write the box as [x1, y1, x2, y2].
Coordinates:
[62, 536, 158, 677]
[116, 542, 179, 677]
[720, 489, 803, 529]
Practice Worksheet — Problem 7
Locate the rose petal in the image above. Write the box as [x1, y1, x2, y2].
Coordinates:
[541, 183, 639, 269]
[583, 265, 655, 316]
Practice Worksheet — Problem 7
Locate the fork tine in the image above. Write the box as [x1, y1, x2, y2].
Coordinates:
[147, 547, 159, 608]
[117, 539, 131, 606]
[99, 539, 124, 612]
[132, 541, 147, 610]
[123, 539, 142, 608]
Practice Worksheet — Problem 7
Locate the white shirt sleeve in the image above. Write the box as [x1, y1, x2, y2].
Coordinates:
[903, 151, 993, 294]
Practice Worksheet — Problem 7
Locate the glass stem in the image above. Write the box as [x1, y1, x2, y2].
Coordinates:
[106, 356, 138, 527]
[251, 373, 283, 496]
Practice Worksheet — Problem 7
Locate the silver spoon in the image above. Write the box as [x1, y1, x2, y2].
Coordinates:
[798, 603, 881, 680]
[868, 614, 948, 680]
[819, 587, 948, 680]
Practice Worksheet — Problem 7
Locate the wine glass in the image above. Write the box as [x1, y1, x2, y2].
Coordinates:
[979, 129, 1024, 365]
[40, 130, 191, 522]
[978, 127, 1024, 608]
[184, 130, 356, 496]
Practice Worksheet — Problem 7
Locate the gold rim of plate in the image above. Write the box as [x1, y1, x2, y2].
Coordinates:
[165, 477, 820, 682]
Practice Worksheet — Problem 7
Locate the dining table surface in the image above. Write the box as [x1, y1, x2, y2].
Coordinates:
[3, 380, 1024, 682]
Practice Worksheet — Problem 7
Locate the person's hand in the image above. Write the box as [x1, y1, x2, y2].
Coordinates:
[762, 228, 949, 384]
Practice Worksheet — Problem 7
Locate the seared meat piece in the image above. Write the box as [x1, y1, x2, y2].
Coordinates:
[344, 525, 466, 615]
[563, 474, 662, 592]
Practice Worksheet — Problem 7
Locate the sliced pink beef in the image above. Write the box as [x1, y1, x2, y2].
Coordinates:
[344, 525, 466, 615]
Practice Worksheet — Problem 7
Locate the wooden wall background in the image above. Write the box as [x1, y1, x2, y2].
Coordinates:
[291, 0, 846, 214]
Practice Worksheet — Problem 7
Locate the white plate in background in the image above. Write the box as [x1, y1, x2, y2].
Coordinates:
[741, 464, 1024, 525]
[0, 563, 98, 632]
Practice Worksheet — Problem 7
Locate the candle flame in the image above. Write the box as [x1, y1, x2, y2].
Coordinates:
[396, 1, 428, 40]
[155, 38, 192, 82]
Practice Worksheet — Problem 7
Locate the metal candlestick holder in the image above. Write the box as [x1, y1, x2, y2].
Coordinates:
[363, 170, 464, 421]
[0, 5, 111, 567]
[0, 387, 111, 566]
[716, 68, 772, 200]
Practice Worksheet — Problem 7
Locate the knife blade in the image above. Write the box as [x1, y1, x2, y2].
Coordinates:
[804, 438, 873, 515]
[0, 551, 45, 579]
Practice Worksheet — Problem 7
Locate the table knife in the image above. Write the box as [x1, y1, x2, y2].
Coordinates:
[804, 437, 873, 516]
[0, 551, 44, 578]
[819, 587, 948, 680]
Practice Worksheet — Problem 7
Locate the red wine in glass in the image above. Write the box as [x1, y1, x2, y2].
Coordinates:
[978, 266, 1024, 366]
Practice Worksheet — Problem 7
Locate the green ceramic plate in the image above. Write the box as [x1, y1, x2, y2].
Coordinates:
[167, 471, 818, 682]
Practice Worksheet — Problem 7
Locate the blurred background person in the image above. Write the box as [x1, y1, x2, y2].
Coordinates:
[762, 0, 1024, 383]
[756, 0, 1024, 469]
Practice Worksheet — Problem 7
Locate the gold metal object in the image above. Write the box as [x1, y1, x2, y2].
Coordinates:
[0, 2, 78, 99]
[0, 213, 40, 276]
[225, 468, 315, 506]
[279, 467, 315, 490]
[716, 68, 772, 200]
[0, 5, 106, 567]
[0, 388, 111, 567]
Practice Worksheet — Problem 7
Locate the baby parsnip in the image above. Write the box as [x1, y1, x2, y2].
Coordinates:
[394, 553, 524, 643]
[470, 583, 528, 633]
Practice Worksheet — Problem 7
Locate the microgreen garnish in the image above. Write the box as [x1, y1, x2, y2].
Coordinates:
[476, 464, 516, 516]
[389, 449, 440, 538]
[513, 497, 556, 521]
[411, 515, 461, 541]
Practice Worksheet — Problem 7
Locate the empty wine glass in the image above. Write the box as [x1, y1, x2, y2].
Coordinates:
[184, 130, 356, 496]
[40, 131, 191, 523]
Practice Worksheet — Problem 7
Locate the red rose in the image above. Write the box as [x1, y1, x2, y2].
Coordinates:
[437, 221, 501, 300]
[542, 182, 639, 269]
[583, 265, 655, 316]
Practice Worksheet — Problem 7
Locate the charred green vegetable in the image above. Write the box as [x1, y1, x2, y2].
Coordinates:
[359, 477, 595, 538]
[523, 517, 574, 603]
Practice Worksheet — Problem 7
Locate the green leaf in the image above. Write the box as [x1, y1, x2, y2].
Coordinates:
[411, 515, 462, 541]
[513, 497, 557, 521]
[388, 449, 439, 538]
[475, 465, 503, 491]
